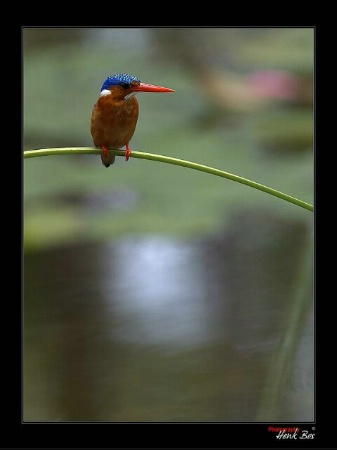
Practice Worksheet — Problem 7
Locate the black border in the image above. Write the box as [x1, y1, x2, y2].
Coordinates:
[10, 23, 328, 449]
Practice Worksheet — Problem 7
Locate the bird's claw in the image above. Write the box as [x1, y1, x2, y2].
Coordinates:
[102, 145, 110, 159]
[125, 145, 131, 162]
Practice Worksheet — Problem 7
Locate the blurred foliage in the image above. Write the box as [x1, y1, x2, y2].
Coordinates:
[23, 28, 314, 251]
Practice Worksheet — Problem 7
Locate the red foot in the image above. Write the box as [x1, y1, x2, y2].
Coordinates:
[102, 145, 110, 158]
[125, 143, 131, 161]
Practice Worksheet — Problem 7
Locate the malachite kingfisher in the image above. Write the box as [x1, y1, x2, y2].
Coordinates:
[90, 73, 175, 168]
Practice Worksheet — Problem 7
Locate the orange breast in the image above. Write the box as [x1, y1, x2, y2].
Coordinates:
[91, 94, 139, 149]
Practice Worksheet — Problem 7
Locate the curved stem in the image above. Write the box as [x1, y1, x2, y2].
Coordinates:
[24, 148, 314, 212]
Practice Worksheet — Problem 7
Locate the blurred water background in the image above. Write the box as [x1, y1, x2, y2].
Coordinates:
[23, 27, 314, 422]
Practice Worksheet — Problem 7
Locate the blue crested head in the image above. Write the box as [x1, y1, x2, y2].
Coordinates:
[100, 73, 140, 92]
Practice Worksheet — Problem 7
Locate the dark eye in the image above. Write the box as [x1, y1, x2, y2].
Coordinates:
[120, 82, 130, 89]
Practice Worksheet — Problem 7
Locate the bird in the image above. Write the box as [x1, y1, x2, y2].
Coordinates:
[90, 73, 174, 167]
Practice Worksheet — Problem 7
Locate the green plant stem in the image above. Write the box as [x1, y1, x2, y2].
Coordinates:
[255, 229, 313, 421]
[24, 148, 313, 212]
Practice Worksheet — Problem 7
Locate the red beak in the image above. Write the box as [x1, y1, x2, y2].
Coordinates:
[131, 82, 175, 93]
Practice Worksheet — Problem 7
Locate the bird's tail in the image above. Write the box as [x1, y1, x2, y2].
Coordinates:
[101, 153, 116, 168]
